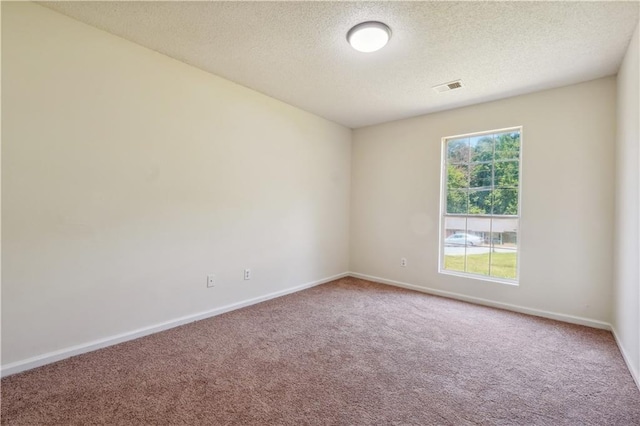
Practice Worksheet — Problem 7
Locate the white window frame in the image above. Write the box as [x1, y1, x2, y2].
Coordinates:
[438, 126, 523, 285]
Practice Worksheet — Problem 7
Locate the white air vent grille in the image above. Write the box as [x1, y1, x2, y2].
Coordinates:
[433, 80, 464, 93]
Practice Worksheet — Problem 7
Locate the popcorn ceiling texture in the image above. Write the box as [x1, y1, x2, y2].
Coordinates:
[41, 1, 639, 128]
[2, 278, 639, 424]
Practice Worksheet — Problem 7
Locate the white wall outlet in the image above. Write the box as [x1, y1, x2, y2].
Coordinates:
[401, 258, 407, 267]
[244, 269, 251, 280]
[207, 274, 215, 288]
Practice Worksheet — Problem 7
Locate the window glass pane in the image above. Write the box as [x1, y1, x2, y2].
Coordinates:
[469, 163, 492, 189]
[464, 217, 490, 275]
[447, 138, 469, 163]
[490, 218, 519, 249]
[494, 160, 519, 188]
[494, 132, 520, 160]
[490, 248, 517, 280]
[468, 189, 492, 215]
[443, 217, 466, 272]
[467, 218, 491, 248]
[444, 253, 466, 272]
[492, 189, 518, 215]
[447, 189, 468, 214]
[470, 135, 494, 163]
[447, 164, 469, 189]
[465, 248, 490, 276]
[490, 217, 518, 280]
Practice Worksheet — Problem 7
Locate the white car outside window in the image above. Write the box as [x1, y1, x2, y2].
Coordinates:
[444, 233, 483, 246]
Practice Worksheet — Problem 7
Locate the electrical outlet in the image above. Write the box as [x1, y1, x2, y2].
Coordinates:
[207, 274, 215, 288]
[401, 258, 407, 267]
[244, 269, 251, 280]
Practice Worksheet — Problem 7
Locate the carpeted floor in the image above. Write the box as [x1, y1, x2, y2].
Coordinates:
[2, 277, 639, 425]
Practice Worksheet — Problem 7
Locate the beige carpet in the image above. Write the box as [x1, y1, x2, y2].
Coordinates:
[2, 277, 639, 425]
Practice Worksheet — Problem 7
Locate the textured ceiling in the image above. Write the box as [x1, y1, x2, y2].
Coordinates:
[42, 1, 639, 128]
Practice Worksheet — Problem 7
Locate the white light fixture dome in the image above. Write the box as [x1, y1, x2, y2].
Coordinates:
[347, 21, 391, 53]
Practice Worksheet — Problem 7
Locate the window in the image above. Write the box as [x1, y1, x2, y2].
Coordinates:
[439, 127, 522, 284]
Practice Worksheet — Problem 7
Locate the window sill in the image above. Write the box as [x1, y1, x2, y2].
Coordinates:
[438, 269, 519, 286]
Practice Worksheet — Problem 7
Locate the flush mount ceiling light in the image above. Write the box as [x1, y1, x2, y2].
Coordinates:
[347, 21, 391, 53]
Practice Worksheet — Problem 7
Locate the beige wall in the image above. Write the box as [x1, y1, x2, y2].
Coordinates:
[351, 77, 616, 324]
[1, 3, 351, 366]
[614, 22, 640, 385]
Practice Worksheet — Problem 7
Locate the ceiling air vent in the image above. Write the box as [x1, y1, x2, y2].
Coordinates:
[433, 80, 464, 93]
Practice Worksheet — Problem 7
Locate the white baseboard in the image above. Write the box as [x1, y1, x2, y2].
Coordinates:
[1, 272, 349, 378]
[5, 271, 635, 391]
[348, 272, 611, 330]
[611, 326, 640, 391]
